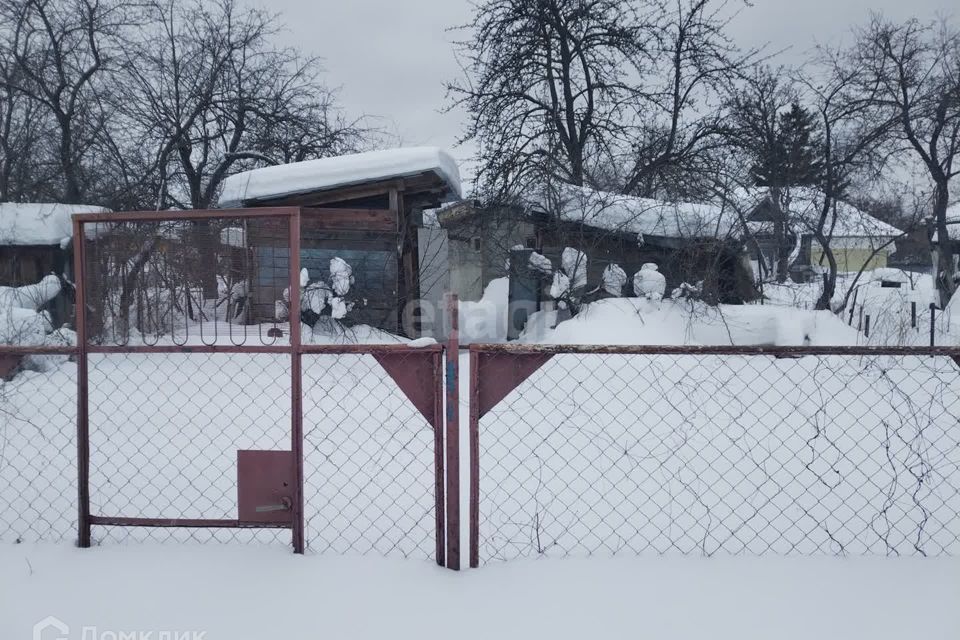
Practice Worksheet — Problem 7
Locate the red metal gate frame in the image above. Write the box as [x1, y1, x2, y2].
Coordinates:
[71, 208, 455, 567]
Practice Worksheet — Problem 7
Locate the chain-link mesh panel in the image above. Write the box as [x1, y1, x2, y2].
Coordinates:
[302, 352, 440, 558]
[475, 351, 960, 562]
[88, 352, 291, 545]
[0, 351, 77, 543]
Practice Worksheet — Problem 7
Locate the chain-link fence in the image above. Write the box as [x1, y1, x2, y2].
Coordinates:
[469, 345, 960, 565]
[302, 347, 444, 561]
[0, 346, 77, 544]
[1, 208, 452, 564]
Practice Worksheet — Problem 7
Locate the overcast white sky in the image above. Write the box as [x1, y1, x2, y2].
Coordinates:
[261, 0, 957, 181]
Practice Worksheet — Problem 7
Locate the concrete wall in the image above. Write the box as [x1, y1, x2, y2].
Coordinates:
[418, 226, 450, 339]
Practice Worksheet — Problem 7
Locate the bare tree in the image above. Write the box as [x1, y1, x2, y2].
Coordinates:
[0, 47, 48, 200]
[856, 16, 960, 306]
[797, 45, 899, 310]
[0, 0, 129, 203]
[447, 0, 652, 197]
[619, 0, 759, 200]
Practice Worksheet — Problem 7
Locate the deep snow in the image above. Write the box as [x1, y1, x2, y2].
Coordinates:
[1, 544, 957, 640]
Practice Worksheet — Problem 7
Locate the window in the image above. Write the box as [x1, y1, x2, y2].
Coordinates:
[471, 236, 481, 252]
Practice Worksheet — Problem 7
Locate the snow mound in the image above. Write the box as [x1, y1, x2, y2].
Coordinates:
[561, 248, 587, 290]
[218, 147, 462, 207]
[521, 298, 860, 346]
[459, 277, 509, 344]
[602, 264, 627, 296]
[633, 263, 666, 300]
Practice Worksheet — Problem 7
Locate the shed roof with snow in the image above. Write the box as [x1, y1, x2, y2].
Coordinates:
[529, 186, 738, 241]
[217, 147, 462, 209]
[737, 188, 901, 238]
[0, 202, 111, 247]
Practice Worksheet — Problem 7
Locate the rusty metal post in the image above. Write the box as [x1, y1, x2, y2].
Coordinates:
[445, 294, 460, 570]
[72, 217, 91, 548]
[468, 346, 480, 568]
[289, 210, 305, 554]
[432, 349, 446, 567]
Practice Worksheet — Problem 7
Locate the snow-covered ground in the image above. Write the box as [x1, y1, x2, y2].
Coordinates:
[2, 544, 957, 640]
[3, 266, 959, 639]
[458, 269, 960, 347]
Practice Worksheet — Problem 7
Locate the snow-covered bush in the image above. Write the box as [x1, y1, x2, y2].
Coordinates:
[549, 271, 571, 299]
[561, 247, 588, 291]
[528, 251, 553, 274]
[602, 264, 627, 296]
[276, 258, 358, 324]
[0, 274, 71, 374]
[633, 263, 666, 300]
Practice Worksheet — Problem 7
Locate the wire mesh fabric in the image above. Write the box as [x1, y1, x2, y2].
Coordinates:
[0, 347, 77, 543]
[302, 348, 443, 559]
[470, 346, 960, 563]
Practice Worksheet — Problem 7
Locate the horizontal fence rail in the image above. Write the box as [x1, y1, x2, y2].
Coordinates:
[469, 344, 960, 566]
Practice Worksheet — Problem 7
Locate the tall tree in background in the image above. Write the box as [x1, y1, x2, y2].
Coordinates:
[799, 46, 897, 311]
[447, 0, 650, 198]
[729, 70, 824, 282]
[620, 0, 758, 200]
[856, 16, 960, 307]
[750, 103, 824, 188]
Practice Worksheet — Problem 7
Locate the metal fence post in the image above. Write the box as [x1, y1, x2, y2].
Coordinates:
[73, 217, 91, 548]
[930, 303, 936, 347]
[445, 294, 460, 570]
[469, 346, 480, 568]
[289, 209, 305, 554]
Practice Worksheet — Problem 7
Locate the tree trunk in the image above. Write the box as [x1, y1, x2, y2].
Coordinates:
[933, 181, 955, 308]
[814, 239, 838, 311]
[771, 187, 789, 283]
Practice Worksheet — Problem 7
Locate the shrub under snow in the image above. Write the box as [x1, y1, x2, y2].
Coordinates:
[633, 263, 666, 300]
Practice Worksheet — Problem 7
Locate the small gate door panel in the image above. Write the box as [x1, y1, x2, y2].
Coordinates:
[238, 450, 294, 524]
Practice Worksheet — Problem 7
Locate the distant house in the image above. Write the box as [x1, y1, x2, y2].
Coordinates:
[437, 187, 756, 304]
[217, 147, 461, 334]
[738, 188, 902, 277]
[0, 202, 110, 327]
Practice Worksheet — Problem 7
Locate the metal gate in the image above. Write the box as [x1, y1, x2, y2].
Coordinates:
[70, 207, 455, 567]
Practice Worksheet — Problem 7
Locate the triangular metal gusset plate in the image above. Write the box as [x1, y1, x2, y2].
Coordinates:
[374, 351, 441, 429]
[476, 352, 553, 418]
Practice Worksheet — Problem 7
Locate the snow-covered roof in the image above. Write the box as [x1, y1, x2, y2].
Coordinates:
[0, 202, 111, 247]
[946, 202, 960, 223]
[531, 186, 739, 240]
[218, 147, 462, 207]
[736, 187, 901, 238]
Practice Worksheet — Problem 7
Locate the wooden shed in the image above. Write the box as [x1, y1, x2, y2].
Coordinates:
[0, 202, 110, 328]
[218, 148, 461, 335]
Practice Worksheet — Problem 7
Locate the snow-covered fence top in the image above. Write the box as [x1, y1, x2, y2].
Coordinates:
[218, 147, 463, 208]
[0, 203, 111, 247]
